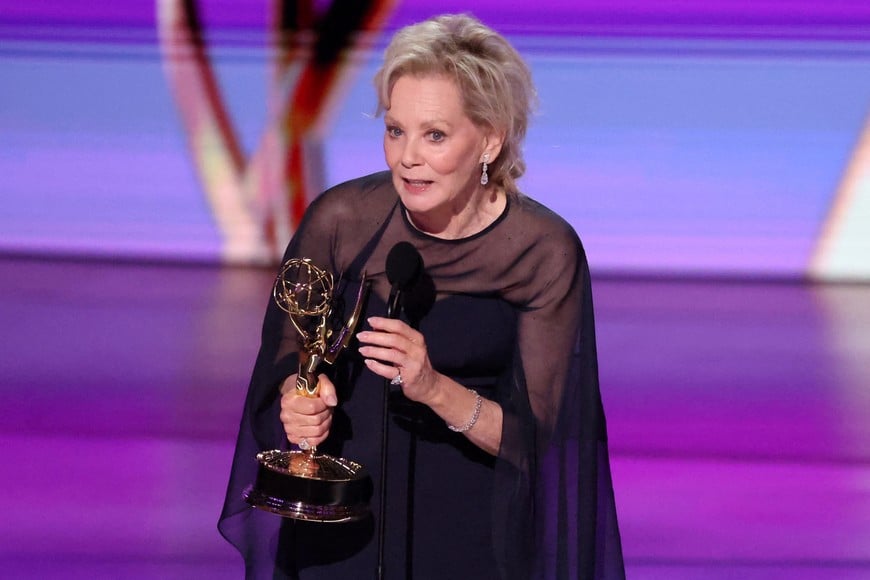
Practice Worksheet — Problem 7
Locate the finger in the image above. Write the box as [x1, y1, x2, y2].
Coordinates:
[283, 392, 329, 415]
[365, 316, 416, 335]
[281, 404, 333, 433]
[288, 415, 333, 441]
[358, 344, 403, 367]
[364, 358, 404, 381]
[280, 404, 332, 426]
[358, 330, 407, 350]
[317, 374, 338, 407]
[305, 419, 332, 446]
[358, 332, 424, 360]
[285, 417, 333, 447]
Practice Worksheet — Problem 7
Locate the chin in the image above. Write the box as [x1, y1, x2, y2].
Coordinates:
[397, 195, 434, 216]
[393, 181, 434, 211]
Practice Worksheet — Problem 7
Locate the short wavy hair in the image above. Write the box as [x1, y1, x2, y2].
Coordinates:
[374, 14, 536, 195]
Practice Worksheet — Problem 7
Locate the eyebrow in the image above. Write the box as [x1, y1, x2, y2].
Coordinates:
[383, 115, 453, 128]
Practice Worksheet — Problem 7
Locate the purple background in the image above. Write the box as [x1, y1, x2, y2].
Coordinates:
[1, 2, 870, 578]
[2, 1, 870, 275]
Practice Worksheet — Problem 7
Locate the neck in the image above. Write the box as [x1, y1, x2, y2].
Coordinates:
[406, 187, 505, 240]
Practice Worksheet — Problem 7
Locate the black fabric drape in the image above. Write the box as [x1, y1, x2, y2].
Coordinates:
[218, 171, 625, 579]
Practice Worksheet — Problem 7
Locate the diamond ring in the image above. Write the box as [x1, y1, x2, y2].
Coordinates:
[390, 369, 403, 386]
[298, 437, 311, 451]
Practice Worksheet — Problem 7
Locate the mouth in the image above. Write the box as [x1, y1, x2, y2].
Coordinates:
[401, 177, 433, 193]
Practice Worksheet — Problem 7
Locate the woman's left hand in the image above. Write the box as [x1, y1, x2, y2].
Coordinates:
[357, 316, 440, 405]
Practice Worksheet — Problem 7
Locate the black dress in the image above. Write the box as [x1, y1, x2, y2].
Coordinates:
[218, 171, 625, 579]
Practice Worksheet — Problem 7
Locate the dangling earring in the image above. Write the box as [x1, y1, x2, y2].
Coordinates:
[480, 154, 489, 186]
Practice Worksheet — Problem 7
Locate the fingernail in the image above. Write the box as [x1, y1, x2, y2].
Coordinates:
[325, 394, 338, 406]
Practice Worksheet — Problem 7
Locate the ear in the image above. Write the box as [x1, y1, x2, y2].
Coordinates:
[480, 129, 505, 164]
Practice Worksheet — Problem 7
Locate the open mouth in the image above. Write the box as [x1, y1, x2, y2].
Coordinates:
[401, 178, 434, 193]
[403, 178, 433, 186]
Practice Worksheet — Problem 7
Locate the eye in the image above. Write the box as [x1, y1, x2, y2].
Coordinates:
[428, 130, 445, 142]
[386, 126, 403, 138]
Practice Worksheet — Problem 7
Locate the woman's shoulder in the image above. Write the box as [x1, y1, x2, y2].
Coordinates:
[312, 171, 394, 213]
[506, 193, 585, 256]
[289, 171, 396, 270]
[492, 193, 589, 308]
[299, 171, 395, 228]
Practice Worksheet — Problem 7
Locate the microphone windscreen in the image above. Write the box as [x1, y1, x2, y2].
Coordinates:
[386, 241, 422, 289]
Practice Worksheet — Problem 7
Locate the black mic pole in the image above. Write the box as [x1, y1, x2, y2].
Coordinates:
[377, 242, 421, 580]
[376, 288, 401, 580]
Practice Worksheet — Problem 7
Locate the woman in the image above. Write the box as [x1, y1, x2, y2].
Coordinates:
[219, 14, 625, 579]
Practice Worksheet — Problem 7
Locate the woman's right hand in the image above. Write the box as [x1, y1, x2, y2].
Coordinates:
[279, 373, 338, 448]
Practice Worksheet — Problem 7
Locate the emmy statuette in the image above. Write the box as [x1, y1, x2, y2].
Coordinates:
[244, 258, 372, 522]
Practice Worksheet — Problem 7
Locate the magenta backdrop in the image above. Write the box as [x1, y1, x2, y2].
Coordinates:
[1, 1, 870, 276]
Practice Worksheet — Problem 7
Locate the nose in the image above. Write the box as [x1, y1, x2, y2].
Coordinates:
[400, 138, 422, 168]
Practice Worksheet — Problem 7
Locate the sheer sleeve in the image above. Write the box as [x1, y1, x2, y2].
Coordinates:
[493, 200, 625, 579]
[216, 173, 395, 577]
[217, 173, 624, 578]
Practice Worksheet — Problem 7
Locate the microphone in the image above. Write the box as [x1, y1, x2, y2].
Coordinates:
[377, 240, 422, 580]
[385, 241, 422, 319]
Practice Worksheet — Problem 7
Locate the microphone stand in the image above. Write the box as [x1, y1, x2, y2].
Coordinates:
[377, 241, 422, 579]
[377, 289, 402, 580]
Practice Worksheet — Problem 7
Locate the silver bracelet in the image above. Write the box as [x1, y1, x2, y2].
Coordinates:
[447, 389, 483, 433]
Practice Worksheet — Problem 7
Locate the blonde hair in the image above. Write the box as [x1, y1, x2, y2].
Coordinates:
[374, 14, 536, 194]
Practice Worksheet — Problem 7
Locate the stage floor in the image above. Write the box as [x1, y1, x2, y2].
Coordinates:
[1, 257, 868, 579]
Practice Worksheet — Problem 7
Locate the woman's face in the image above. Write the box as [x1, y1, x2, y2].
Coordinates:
[383, 74, 497, 229]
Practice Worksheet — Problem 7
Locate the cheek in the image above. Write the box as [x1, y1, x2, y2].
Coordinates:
[383, 138, 398, 166]
[429, 150, 475, 181]
[427, 150, 460, 175]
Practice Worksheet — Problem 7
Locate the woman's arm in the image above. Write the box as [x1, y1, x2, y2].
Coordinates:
[357, 316, 503, 456]
[421, 371, 503, 455]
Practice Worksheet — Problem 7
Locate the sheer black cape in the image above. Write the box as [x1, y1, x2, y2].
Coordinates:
[218, 171, 624, 579]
